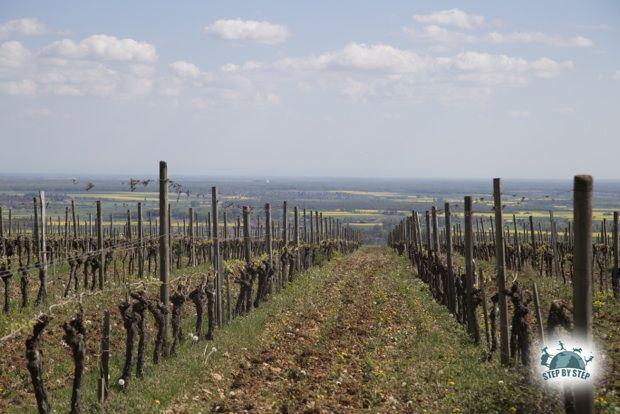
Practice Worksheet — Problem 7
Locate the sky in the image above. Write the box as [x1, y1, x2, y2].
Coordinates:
[0, 1, 618, 179]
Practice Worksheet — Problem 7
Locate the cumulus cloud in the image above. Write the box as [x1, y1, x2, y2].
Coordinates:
[275, 43, 436, 73]
[0, 41, 32, 67]
[0, 79, 37, 95]
[204, 19, 290, 44]
[612, 70, 620, 81]
[413, 9, 484, 30]
[0, 18, 49, 39]
[275, 43, 571, 81]
[486, 31, 593, 47]
[404, 25, 476, 46]
[268, 42, 574, 103]
[42, 34, 157, 63]
[404, 25, 593, 49]
[169, 60, 201, 78]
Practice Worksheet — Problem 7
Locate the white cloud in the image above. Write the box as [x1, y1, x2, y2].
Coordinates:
[612, 70, 620, 81]
[275, 43, 436, 74]
[43, 35, 157, 63]
[204, 19, 290, 44]
[221, 63, 240, 73]
[403, 25, 593, 49]
[0, 79, 37, 95]
[529, 57, 573, 78]
[0, 18, 49, 39]
[413, 9, 484, 30]
[0, 41, 31, 67]
[269, 43, 574, 104]
[404, 25, 477, 46]
[169, 60, 201, 78]
[486, 31, 593, 47]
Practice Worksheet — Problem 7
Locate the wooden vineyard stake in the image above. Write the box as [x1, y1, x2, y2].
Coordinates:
[493, 178, 510, 365]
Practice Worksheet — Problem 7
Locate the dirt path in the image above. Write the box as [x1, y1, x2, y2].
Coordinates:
[170, 247, 556, 414]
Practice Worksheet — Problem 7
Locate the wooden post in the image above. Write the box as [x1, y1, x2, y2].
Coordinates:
[97, 201, 104, 289]
[282, 201, 288, 245]
[572, 175, 593, 414]
[33, 197, 40, 257]
[445, 203, 455, 313]
[158, 161, 170, 348]
[479, 269, 491, 351]
[137, 203, 144, 278]
[211, 186, 222, 325]
[98, 310, 110, 403]
[71, 200, 77, 241]
[303, 208, 307, 242]
[188, 207, 195, 267]
[315, 211, 320, 243]
[493, 178, 510, 365]
[431, 206, 440, 254]
[425, 211, 432, 253]
[294, 206, 300, 271]
[0, 207, 4, 257]
[243, 207, 251, 264]
[532, 282, 544, 344]
[309, 211, 314, 244]
[612, 211, 618, 299]
[464, 197, 479, 343]
[39, 192, 48, 305]
[265, 204, 273, 267]
[223, 211, 228, 241]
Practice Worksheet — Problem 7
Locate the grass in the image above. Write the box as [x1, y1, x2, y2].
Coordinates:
[364, 250, 562, 413]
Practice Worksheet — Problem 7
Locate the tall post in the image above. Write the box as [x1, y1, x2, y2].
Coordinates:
[243, 207, 252, 264]
[211, 186, 222, 325]
[309, 211, 314, 244]
[303, 208, 307, 243]
[188, 207, 195, 267]
[464, 197, 479, 343]
[265, 204, 273, 268]
[137, 203, 144, 278]
[282, 201, 288, 246]
[493, 178, 510, 365]
[445, 203, 455, 312]
[97, 201, 104, 289]
[612, 211, 619, 299]
[425, 211, 432, 254]
[98, 310, 110, 403]
[294, 206, 300, 271]
[33, 197, 40, 257]
[315, 211, 320, 243]
[39, 192, 48, 304]
[431, 206, 440, 254]
[71, 199, 77, 241]
[158, 161, 170, 347]
[532, 282, 544, 344]
[529, 215, 536, 252]
[572, 175, 593, 414]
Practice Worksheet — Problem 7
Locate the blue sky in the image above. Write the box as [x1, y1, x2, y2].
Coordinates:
[0, 1, 618, 178]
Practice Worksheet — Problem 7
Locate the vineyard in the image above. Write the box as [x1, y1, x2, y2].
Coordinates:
[0, 162, 361, 413]
[0, 169, 618, 413]
[388, 177, 619, 413]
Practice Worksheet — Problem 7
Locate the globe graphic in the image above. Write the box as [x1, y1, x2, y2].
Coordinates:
[549, 351, 586, 370]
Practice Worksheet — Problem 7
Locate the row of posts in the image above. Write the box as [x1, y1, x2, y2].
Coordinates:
[393, 176, 597, 413]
